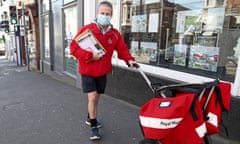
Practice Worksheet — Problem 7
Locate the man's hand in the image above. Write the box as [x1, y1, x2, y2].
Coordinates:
[128, 60, 138, 68]
[92, 52, 103, 61]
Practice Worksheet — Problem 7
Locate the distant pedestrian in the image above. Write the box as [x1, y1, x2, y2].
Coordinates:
[70, 1, 136, 141]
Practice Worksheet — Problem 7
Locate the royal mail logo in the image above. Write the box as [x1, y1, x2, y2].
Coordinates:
[160, 120, 180, 127]
[139, 116, 183, 129]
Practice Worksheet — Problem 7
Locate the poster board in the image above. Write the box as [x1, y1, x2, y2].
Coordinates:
[148, 13, 159, 32]
[188, 45, 219, 72]
[173, 44, 188, 66]
[176, 10, 202, 34]
[131, 14, 147, 32]
[206, 7, 225, 33]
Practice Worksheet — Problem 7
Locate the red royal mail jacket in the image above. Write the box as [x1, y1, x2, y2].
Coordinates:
[70, 22, 135, 77]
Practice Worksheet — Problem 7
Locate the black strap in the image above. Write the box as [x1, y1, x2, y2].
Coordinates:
[214, 85, 228, 112]
[190, 93, 200, 121]
[204, 136, 211, 144]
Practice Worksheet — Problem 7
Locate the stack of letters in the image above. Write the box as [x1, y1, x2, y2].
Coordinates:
[75, 29, 106, 57]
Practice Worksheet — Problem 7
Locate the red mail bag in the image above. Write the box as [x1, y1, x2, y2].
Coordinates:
[200, 81, 231, 135]
[139, 92, 206, 144]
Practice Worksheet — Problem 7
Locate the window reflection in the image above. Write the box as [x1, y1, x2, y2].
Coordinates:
[64, 0, 74, 4]
[63, 6, 77, 75]
[121, 0, 240, 81]
[42, 0, 50, 12]
[43, 15, 50, 61]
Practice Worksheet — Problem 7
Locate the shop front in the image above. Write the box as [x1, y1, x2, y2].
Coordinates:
[119, 0, 240, 96]
[38, 0, 240, 99]
[22, 0, 40, 71]
[37, 0, 240, 140]
[73, 0, 240, 108]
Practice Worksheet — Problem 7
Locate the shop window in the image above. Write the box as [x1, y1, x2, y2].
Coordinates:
[63, 6, 77, 75]
[127, 7, 131, 20]
[64, 0, 75, 4]
[205, 0, 225, 8]
[121, 0, 240, 81]
[42, 0, 50, 12]
[42, 15, 50, 62]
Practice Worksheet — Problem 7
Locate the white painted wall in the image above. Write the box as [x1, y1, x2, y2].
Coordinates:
[232, 58, 240, 96]
[84, 0, 96, 25]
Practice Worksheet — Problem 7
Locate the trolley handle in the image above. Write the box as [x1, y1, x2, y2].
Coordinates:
[128, 63, 140, 68]
[154, 81, 219, 98]
[129, 63, 156, 93]
[131, 63, 219, 99]
[156, 83, 206, 92]
[155, 79, 219, 92]
[152, 83, 209, 98]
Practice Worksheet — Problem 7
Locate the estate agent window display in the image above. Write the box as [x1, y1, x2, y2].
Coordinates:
[120, 0, 240, 81]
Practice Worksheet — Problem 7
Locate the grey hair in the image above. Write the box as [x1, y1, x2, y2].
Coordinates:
[98, 1, 113, 14]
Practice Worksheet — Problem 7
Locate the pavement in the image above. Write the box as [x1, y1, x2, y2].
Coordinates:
[1, 56, 240, 144]
[0, 56, 143, 144]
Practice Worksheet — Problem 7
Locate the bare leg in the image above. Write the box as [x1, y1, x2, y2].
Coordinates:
[88, 91, 100, 120]
[88, 91, 101, 140]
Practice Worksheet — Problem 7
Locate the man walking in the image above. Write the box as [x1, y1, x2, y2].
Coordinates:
[70, 1, 135, 140]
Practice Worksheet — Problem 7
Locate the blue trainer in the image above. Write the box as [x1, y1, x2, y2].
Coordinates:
[90, 126, 101, 140]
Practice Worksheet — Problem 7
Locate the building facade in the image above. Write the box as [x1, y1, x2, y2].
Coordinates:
[0, 0, 39, 69]
[37, 2, 240, 141]
[37, 0, 240, 98]
[0, 0, 240, 141]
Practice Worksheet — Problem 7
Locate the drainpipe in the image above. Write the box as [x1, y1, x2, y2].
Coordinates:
[38, 0, 43, 73]
[21, 1, 30, 71]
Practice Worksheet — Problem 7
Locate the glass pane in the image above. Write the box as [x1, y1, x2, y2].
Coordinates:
[42, 15, 50, 62]
[63, 6, 78, 75]
[110, 0, 118, 28]
[120, 0, 240, 80]
[121, 1, 162, 64]
[42, 0, 50, 12]
[64, 0, 74, 4]
[224, 0, 240, 77]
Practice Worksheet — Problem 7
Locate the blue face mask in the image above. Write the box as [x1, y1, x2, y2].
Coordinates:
[97, 14, 111, 25]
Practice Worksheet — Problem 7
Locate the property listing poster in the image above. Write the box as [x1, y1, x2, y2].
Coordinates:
[144, 0, 160, 4]
[131, 41, 157, 63]
[139, 42, 158, 62]
[132, 0, 141, 6]
[148, 13, 159, 32]
[176, 10, 202, 33]
[188, 45, 219, 72]
[206, 7, 225, 33]
[173, 44, 188, 66]
[130, 41, 139, 57]
[131, 14, 147, 32]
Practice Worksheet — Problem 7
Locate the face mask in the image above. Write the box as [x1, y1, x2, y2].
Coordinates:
[97, 14, 111, 25]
